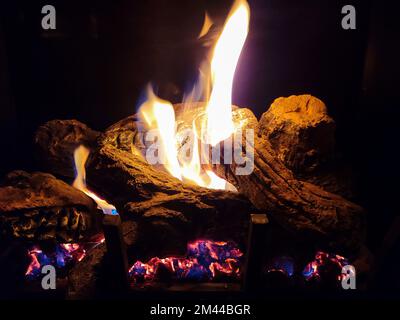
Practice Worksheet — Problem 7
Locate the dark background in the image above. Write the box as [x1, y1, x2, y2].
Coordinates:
[1, 0, 399, 292]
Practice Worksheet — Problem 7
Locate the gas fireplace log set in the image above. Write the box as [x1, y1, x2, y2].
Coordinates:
[0, 94, 366, 297]
[0, 0, 374, 299]
[33, 94, 365, 253]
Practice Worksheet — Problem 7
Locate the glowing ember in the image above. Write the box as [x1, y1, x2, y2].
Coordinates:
[138, 0, 250, 190]
[129, 240, 243, 283]
[25, 243, 86, 280]
[73, 145, 118, 215]
[266, 256, 295, 277]
[302, 251, 349, 282]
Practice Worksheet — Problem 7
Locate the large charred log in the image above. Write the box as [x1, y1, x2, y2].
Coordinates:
[0, 171, 98, 242]
[212, 107, 364, 250]
[34, 120, 253, 253]
[259, 95, 335, 173]
[34, 96, 365, 251]
[34, 119, 102, 178]
[259, 95, 355, 199]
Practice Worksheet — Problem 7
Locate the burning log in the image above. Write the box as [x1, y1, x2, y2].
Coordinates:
[211, 106, 365, 250]
[34, 119, 102, 178]
[170, 100, 363, 250]
[83, 143, 253, 255]
[0, 171, 98, 242]
[34, 94, 364, 252]
[34, 120, 253, 255]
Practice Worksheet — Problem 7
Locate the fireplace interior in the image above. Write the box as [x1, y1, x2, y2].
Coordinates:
[1, 0, 399, 301]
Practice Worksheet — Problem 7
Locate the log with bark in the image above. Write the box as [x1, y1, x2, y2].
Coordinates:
[0, 171, 98, 242]
[33, 95, 365, 252]
[260, 95, 335, 173]
[260, 94, 355, 199]
[34, 119, 253, 256]
[212, 106, 364, 250]
[34, 119, 102, 178]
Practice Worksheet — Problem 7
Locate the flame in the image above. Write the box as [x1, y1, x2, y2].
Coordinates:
[73, 145, 118, 215]
[139, 87, 233, 190]
[25, 248, 42, 276]
[205, 0, 250, 145]
[137, 0, 249, 190]
[198, 12, 213, 39]
[140, 86, 182, 180]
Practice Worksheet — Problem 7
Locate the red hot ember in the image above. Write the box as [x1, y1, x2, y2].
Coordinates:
[302, 251, 349, 282]
[25, 235, 105, 280]
[25, 243, 86, 280]
[129, 240, 243, 283]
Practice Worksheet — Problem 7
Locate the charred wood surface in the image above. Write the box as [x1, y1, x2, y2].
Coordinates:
[259, 95, 355, 198]
[212, 107, 364, 250]
[34, 96, 365, 250]
[35, 120, 253, 252]
[0, 171, 98, 242]
[259, 95, 335, 173]
[34, 119, 102, 178]
[89, 143, 252, 253]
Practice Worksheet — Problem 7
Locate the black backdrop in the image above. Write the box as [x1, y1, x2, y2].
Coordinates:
[1, 0, 400, 289]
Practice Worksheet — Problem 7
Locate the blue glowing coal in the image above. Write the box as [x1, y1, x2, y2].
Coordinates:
[128, 240, 243, 284]
[25, 243, 86, 280]
[267, 256, 295, 277]
[302, 251, 349, 282]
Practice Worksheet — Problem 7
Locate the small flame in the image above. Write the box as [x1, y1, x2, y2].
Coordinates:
[198, 12, 213, 39]
[73, 145, 118, 215]
[25, 248, 42, 276]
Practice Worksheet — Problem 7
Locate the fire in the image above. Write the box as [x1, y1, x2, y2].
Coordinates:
[25, 243, 86, 280]
[60, 243, 86, 262]
[302, 251, 349, 282]
[138, 0, 250, 190]
[25, 248, 42, 277]
[128, 240, 243, 283]
[73, 145, 118, 215]
[205, 0, 250, 145]
[140, 86, 182, 181]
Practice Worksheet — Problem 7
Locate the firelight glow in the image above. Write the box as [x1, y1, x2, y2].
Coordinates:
[73, 145, 118, 215]
[138, 0, 250, 191]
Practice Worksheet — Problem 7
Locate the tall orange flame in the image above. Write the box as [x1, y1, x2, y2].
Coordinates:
[205, 0, 250, 145]
[138, 0, 250, 190]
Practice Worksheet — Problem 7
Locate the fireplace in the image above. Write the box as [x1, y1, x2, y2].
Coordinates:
[0, 0, 398, 304]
